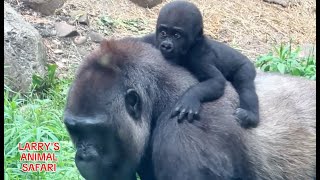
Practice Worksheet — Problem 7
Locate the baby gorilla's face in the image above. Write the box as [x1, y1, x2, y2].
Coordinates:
[154, 0, 204, 61]
[156, 24, 189, 60]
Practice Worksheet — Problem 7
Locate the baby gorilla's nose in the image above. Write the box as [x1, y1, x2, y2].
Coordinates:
[160, 41, 173, 52]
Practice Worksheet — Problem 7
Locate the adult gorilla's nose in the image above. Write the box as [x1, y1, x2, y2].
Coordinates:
[160, 41, 174, 52]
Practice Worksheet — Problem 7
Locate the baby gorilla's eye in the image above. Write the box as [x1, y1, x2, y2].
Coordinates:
[174, 33, 181, 39]
[160, 31, 167, 37]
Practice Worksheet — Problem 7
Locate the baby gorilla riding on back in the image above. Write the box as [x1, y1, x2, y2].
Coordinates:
[141, 0, 259, 128]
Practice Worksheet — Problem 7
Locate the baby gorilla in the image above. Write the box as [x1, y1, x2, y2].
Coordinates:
[141, 0, 259, 128]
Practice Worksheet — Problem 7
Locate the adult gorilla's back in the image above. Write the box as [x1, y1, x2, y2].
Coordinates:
[64, 38, 316, 180]
[151, 70, 316, 180]
[248, 71, 316, 179]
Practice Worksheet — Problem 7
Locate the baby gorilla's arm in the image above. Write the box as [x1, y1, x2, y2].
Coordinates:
[171, 65, 226, 122]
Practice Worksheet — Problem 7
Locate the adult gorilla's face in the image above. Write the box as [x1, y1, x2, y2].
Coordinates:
[63, 39, 155, 180]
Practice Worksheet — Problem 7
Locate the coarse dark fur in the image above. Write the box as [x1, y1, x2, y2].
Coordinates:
[140, 1, 259, 128]
[64, 38, 316, 180]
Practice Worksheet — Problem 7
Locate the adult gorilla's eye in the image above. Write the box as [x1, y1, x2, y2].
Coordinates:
[160, 31, 167, 37]
[125, 89, 141, 120]
[174, 33, 181, 39]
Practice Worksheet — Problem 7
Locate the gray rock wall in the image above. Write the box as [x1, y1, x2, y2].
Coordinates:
[4, 2, 47, 93]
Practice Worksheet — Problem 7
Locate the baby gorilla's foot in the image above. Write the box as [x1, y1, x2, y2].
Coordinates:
[235, 108, 259, 128]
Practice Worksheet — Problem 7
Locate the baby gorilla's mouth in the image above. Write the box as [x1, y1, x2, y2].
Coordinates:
[161, 49, 178, 59]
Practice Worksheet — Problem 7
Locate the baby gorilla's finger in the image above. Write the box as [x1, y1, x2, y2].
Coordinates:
[194, 111, 200, 120]
[177, 109, 187, 123]
[187, 110, 195, 123]
[171, 105, 182, 118]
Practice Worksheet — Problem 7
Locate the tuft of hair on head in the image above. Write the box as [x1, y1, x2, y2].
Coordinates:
[79, 37, 149, 78]
[81, 39, 128, 74]
[72, 39, 127, 93]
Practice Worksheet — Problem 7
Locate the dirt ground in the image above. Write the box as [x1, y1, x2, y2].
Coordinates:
[5, 0, 316, 77]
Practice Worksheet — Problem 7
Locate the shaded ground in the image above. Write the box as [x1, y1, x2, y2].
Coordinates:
[5, 0, 316, 77]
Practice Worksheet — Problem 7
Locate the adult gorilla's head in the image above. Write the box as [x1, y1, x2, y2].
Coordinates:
[155, 1, 204, 59]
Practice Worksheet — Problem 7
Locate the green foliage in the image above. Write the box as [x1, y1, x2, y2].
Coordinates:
[119, 18, 146, 33]
[97, 15, 148, 35]
[97, 15, 116, 35]
[5, 72, 141, 179]
[255, 42, 316, 80]
[32, 64, 59, 97]
[4, 76, 84, 179]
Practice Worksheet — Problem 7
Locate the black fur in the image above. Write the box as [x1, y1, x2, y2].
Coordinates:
[139, 1, 259, 128]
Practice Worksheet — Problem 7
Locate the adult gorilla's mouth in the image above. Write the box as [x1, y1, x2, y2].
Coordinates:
[75, 157, 120, 180]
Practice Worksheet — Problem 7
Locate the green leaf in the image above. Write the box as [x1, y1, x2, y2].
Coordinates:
[277, 64, 286, 74]
[5, 172, 9, 180]
[32, 74, 43, 87]
[47, 64, 57, 82]
[291, 68, 301, 76]
[261, 64, 270, 72]
[257, 55, 273, 63]
[36, 128, 44, 142]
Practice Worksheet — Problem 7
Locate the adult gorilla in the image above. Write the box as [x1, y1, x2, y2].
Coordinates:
[63, 38, 316, 180]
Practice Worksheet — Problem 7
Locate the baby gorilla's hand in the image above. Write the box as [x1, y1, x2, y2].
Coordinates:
[171, 95, 201, 123]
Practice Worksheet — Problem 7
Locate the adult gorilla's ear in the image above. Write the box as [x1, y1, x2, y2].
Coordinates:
[125, 89, 142, 120]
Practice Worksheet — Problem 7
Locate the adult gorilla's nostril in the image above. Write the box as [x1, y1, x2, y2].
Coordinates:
[76, 146, 99, 161]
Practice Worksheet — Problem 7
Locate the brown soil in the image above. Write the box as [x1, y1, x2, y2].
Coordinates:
[5, 0, 316, 77]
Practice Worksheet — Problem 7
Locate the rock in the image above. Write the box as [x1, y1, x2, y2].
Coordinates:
[69, 11, 89, 25]
[67, 18, 76, 25]
[74, 36, 87, 45]
[4, 2, 47, 93]
[88, 31, 104, 43]
[78, 13, 89, 25]
[55, 21, 79, 37]
[55, 61, 65, 68]
[61, 58, 68, 63]
[33, 23, 56, 37]
[129, 0, 163, 8]
[22, 0, 65, 16]
[51, 39, 61, 48]
[77, 47, 90, 57]
[77, 30, 85, 35]
[53, 49, 63, 54]
[263, 0, 290, 7]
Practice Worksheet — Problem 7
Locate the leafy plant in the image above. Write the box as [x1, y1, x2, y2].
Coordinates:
[120, 18, 146, 33]
[97, 15, 116, 35]
[32, 64, 59, 97]
[4, 76, 84, 179]
[255, 42, 316, 80]
[97, 15, 148, 35]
